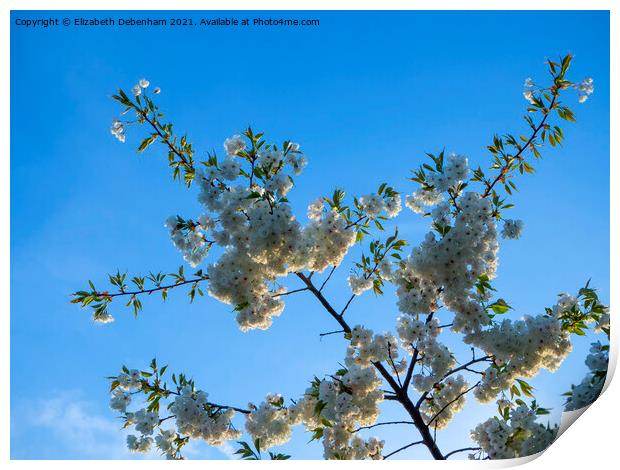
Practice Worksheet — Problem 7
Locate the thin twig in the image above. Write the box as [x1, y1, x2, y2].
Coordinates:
[319, 329, 345, 338]
[97, 277, 208, 299]
[340, 294, 356, 316]
[272, 287, 309, 298]
[206, 401, 251, 414]
[481, 93, 558, 198]
[426, 382, 480, 427]
[319, 266, 337, 292]
[354, 421, 414, 432]
[445, 447, 482, 459]
[416, 356, 491, 407]
[383, 440, 425, 459]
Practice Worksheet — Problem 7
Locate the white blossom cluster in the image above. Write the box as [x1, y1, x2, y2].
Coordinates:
[124, 408, 161, 454]
[358, 193, 402, 219]
[193, 138, 401, 331]
[168, 386, 241, 446]
[110, 369, 241, 458]
[523, 77, 536, 104]
[594, 311, 610, 333]
[189, 135, 393, 331]
[245, 394, 293, 449]
[316, 366, 385, 459]
[110, 120, 126, 142]
[110, 388, 131, 413]
[393, 264, 440, 315]
[395, 315, 456, 392]
[471, 404, 557, 459]
[244, 364, 385, 460]
[395, 315, 441, 352]
[127, 434, 153, 453]
[110, 369, 141, 412]
[323, 428, 384, 460]
[551, 292, 578, 316]
[118, 369, 142, 390]
[564, 341, 608, 411]
[346, 325, 402, 370]
[130, 78, 150, 96]
[164, 216, 214, 267]
[431, 201, 452, 226]
[398, 191, 499, 334]
[464, 315, 571, 402]
[420, 375, 469, 429]
[576, 77, 594, 103]
[301, 205, 357, 272]
[405, 189, 442, 214]
[425, 154, 469, 192]
[347, 275, 374, 295]
[234, 330, 390, 459]
[294, 335, 388, 459]
[154, 429, 177, 459]
[501, 219, 524, 240]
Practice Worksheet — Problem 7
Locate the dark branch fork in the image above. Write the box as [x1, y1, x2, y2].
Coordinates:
[97, 77, 567, 460]
[295, 272, 446, 460]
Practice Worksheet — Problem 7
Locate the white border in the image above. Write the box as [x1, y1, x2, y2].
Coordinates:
[2, 1, 617, 469]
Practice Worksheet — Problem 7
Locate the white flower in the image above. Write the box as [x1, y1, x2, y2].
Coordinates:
[219, 157, 241, 181]
[110, 389, 131, 412]
[153, 87, 161, 94]
[347, 275, 373, 295]
[110, 120, 126, 143]
[131, 84, 142, 97]
[223, 135, 246, 156]
[139, 79, 150, 88]
[501, 219, 524, 239]
[576, 77, 594, 103]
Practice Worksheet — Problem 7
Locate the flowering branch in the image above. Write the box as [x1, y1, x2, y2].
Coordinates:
[76, 55, 605, 460]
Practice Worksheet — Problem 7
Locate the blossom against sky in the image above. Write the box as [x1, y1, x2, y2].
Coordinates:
[10, 10, 609, 459]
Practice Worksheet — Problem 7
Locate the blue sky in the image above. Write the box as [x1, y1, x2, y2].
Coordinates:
[11, 10, 609, 459]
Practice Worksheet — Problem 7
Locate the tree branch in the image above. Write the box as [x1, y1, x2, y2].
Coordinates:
[416, 356, 492, 407]
[445, 447, 482, 459]
[98, 276, 208, 299]
[297, 272, 445, 460]
[383, 440, 424, 459]
[354, 421, 414, 432]
[481, 93, 558, 198]
[425, 382, 480, 427]
[319, 266, 337, 292]
[207, 401, 251, 415]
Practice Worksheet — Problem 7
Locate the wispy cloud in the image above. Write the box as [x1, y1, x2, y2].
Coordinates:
[12, 390, 240, 460]
[13, 391, 147, 459]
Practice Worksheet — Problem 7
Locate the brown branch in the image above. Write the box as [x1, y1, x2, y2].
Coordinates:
[297, 272, 445, 460]
[319, 266, 337, 292]
[416, 356, 491, 408]
[425, 382, 480, 427]
[445, 447, 482, 459]
[272, 287, 309, 297]
[98, 277, 208, 299]
[354, 421, 414, 432]
[481, 93, 558, 198]
[383, 440, 424, 459]
[207, 401, 251, 415]
[402, 312, 435, 390]
[319, 329, 345, 338]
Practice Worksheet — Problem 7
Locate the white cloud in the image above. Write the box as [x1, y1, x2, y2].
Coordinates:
[14, 391, 147, 459]
[13, 390, 241, 460]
